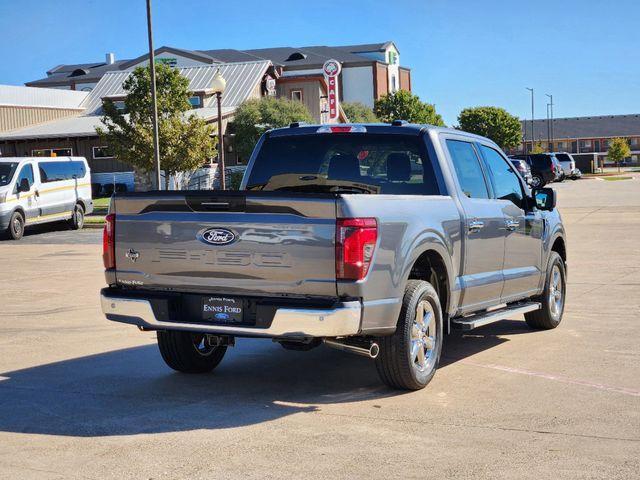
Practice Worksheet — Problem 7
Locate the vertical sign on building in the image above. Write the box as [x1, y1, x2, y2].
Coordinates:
[323, 59, 342, 122]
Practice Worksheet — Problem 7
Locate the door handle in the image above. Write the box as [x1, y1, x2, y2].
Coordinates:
[468, 220, 484, 233]
[505, 219, 520, 231]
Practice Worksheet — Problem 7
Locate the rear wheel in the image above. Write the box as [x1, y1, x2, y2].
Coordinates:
[525, 252, 566, 329]
[531, 174, 544, 188]
[375, 280, 443, 390]
[69, 203, 84, 230]
[6, 211, 25, 240]
[157, 330, 227, 373]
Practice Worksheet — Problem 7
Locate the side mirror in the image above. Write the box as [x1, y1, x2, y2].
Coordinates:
[17, 178, 30, 193]
[533, 187, 556, 211]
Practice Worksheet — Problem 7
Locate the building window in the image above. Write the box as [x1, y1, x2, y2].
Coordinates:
[557, 141, 566, 150]
[388, 51, 398, 65]
[112, 100, 126, 112]
[391, 75, 397, 93]
[93, 146, 114, 159]
[188, 96, 202, 108]
[32, 148, 72, 157]
[630, 138, 639, 147]
[290, 90, 303, 102]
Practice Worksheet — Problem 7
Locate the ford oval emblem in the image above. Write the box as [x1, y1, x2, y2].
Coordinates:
[198, 227, 237, 246]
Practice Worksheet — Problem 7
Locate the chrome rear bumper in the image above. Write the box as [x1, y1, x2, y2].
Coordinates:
[101, 291, 361, 338]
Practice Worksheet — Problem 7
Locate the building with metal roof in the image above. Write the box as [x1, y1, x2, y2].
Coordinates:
[0, 85, 88, 132]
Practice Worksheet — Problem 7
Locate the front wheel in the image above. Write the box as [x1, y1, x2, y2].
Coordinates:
[6, 211, 25, 240]
[157, 331, 227, 373]
[525, 252, 566, 329]
[375, 280, 443, 390]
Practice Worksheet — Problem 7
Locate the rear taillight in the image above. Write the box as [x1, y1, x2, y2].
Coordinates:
[336, 218, 377, 281]
[103, 213, 115, 269]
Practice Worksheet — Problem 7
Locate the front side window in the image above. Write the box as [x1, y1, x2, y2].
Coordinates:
[446, 140, 489, 199]
[246, 133, 440, 195]
[15, 164, 34, 191]
[480, 145, 524, 209]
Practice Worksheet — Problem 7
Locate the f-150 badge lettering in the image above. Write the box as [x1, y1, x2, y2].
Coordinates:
[198, 228, 237, 246]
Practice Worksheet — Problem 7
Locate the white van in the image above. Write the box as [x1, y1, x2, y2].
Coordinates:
[0, 157, 93, 240]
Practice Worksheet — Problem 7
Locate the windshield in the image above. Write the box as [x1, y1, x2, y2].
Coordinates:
[555, 153, 571, 162]
[0, 162, 19, 187]
[245, 133, 440, 195]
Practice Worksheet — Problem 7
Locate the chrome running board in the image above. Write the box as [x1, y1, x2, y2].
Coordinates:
[451, 302, 541, 331]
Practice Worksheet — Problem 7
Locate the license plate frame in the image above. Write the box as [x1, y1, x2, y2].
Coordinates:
[201, 296, 244, 324]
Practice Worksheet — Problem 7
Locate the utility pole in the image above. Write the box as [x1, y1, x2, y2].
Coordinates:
[146, 0, 161, 190]
[546, 103, 551, 151]
[526, 88, 534, 152]
[546, 94, 554, 149]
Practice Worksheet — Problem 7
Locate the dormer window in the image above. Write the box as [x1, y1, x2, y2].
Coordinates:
[286, 52, 307, 62]
[189, 96, 202, 108]
[70, 68, 89, 77]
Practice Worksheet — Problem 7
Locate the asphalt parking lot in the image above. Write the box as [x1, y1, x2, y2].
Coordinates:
[0, 176, 638, 479]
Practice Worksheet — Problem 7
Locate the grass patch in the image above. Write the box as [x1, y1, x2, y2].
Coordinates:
[602, 176, 632, 181]
[85, 215, 105, 224]
[92, 197, 111, 215]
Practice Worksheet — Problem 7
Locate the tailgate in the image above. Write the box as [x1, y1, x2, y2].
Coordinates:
[113, 192, 338, 298]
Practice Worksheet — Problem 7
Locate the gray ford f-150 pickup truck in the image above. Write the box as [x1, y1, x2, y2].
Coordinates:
[101, 122, 567, 390]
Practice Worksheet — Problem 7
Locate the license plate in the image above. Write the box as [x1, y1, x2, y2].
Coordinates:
[202, 296, 243, 323]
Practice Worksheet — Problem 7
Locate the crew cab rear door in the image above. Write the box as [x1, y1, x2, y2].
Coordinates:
[443, 136, 506, 313]
[112, 192, 338, 298]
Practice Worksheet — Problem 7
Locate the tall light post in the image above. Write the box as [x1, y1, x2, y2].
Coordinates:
[546, 103, 551, 151]
[526, 87, 534, 153]
[145, 0, 161, 190]
[211, 70, 227, 190]
[546, 93, 554, 150]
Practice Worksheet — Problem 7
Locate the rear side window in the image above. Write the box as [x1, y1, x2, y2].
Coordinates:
[446, 140, 489, 199]
[555, 153, 571, 162]
[38, 161, 86, 183]
[245, 133, 440, 195]
[480, 145, 524, 209]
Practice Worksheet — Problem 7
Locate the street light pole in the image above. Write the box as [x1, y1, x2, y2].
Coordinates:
[145, 0, 161, 190]
[546, 103, 551, 151]
[210, 70, 227, 190]
[526, 88, 534, 152]
[216, 92, 225, 190]
[546, 94, 554, 149]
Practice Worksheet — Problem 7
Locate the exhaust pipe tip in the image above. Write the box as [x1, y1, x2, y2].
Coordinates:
[369, 343, 379, 359]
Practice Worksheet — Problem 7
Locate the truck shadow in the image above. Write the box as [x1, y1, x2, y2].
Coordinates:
[0, 320, 532, 437]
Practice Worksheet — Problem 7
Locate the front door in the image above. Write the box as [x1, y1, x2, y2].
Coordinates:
[444, 138, 506, 313]
[478, 144, 543, 301]
[14, 163, 39, 222]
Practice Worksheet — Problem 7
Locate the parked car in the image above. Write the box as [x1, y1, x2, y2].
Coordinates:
[551, 155, 564, 182]
[0, 157, 93, 240]
[554, 152, 581, 180]
[100, 123, 567, 391]
[510, 158, 533, 185]
[509, 153, 558, 187]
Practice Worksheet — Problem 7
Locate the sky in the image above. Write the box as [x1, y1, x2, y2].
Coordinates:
[0, 0, 638, 125]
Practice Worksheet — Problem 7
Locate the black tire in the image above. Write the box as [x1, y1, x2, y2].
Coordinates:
[525, 252, 566, 330]
[157, 330, 227, 373]
[6, 211, 25, 240]
[375, 280, 443, 390]
[531, 174, 545, 188]
[69, 203, 85, 230]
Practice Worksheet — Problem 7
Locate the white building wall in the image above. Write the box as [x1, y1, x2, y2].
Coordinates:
[341, 66, 374, 107]
[386, 46, 400, 93]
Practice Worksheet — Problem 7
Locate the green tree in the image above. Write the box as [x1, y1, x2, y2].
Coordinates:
[232, 97, 314, 160]
[96, 63, 216, 189]
[607, 137, 631, 172]
[532, 142, 546, 154]
[342, 101, 378, 123]
[457, 106, 523, 150]
[373, 90, 444, 126]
